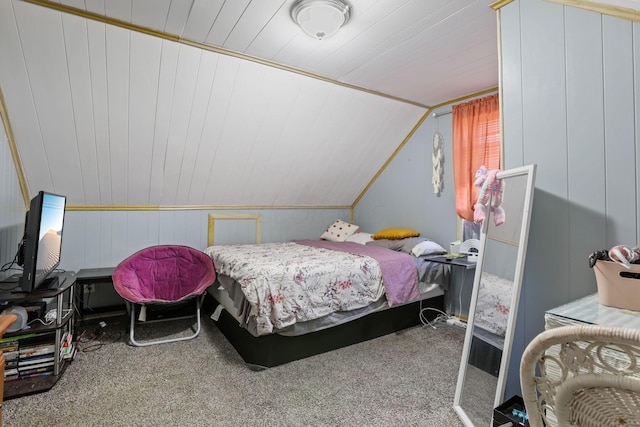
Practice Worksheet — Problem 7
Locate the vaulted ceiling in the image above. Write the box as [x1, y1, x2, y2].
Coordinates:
[0, 0, 502, 207]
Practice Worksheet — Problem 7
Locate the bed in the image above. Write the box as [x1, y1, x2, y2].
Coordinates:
[468, 272, 513, 376]
[202, 225, 449, 370]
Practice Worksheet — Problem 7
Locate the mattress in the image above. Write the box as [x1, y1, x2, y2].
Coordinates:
[208, 275, 444, 337]
[205, 240, 447, 337]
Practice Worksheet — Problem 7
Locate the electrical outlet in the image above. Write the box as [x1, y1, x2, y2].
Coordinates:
[85, 283, 96, 293]
[446, 317, 467, 328]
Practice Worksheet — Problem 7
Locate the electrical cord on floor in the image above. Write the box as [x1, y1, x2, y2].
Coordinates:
[420, 307, 468, 330]
[77, 321, 122, 352]
[421, 271, 471, 330]
[419, 307, 449, 329]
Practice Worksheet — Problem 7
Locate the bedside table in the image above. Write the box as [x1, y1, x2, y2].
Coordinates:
[422, 254, 478, 270]
[423, 255, 477, 318]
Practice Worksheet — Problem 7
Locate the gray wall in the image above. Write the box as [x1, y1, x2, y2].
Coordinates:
[0, 119, 25, 281]
[61, 208, 350, 272]
[501, 0, 640, 397]
[354, 108, 461, 247]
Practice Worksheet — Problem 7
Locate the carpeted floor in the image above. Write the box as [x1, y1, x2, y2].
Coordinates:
[3, 316, 467, 427]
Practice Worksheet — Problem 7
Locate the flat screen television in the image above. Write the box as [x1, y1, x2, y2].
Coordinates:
[17, 191, 67, 292]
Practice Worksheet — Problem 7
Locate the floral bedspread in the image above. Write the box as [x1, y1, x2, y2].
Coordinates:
[474, 272, 513, 337]
[205, 241, 418, 336]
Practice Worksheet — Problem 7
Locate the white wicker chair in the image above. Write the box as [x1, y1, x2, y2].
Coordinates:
[520, 324, 640, 427]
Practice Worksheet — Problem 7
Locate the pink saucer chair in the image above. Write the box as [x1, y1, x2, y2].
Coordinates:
[112, 245, 216, 346]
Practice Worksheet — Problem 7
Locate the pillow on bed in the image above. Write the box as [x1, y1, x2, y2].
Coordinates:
[411, 240, 447, 257]
[320, 219, 359, 242]
[372, 228, 420, 240]
[346, 232, 374, 245]
[366, 236, 447, 256]
[367, 237, 425, 253]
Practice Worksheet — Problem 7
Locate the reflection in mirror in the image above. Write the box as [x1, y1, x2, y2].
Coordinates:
[453, 164, 536, 426]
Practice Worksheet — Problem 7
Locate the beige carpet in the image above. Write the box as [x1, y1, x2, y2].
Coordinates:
[3, 316, 467, 427]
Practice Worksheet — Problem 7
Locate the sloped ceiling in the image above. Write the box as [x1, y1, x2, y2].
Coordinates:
[0, 0, 500, 207]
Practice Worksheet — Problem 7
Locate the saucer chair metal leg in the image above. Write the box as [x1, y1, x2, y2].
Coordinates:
[128, 299, 203, 347]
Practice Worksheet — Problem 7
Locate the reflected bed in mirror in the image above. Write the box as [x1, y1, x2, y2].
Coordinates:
[453, 164, 537, 426]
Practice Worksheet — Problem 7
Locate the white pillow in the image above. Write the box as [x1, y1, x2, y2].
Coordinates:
[411, 240, 447, 257]
[346, 232, 374, 245]
[320, 219, 359, 242]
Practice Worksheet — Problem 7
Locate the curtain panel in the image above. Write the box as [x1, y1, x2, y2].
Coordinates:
[452, 94, 501, 222]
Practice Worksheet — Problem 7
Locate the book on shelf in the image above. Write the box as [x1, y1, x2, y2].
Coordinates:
[61, 343, 75, 360]
[60, 331, 73, 348]
[19, 343, 55, 357]
[0, 342, 19, 351]
[4, 350, 19, 362]
[18, 354, 55, 367]
[60, 342, 72, 353]
[4, 373, 19, 382]
[19, 370, 53, 380]
[17, 360, 54, 372]
[17, 364, 54, 376]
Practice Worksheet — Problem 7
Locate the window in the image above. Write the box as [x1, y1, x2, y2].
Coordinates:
[452, 94, 501, 222]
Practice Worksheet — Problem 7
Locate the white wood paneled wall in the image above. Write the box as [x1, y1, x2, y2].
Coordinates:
[500, 0, 640, 398]
[0, 120, 25, 280]
[0, 0, 426, 207]
[59, 208, 349, 272]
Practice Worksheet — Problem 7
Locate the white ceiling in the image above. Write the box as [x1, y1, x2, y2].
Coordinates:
[46, 0, 501, 108]
[0, 0, 500, 207]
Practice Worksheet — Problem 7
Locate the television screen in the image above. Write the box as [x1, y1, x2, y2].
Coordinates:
[19, 191, 67, 292]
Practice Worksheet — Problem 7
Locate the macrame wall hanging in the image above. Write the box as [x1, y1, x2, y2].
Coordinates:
[432, 129, 444, 196]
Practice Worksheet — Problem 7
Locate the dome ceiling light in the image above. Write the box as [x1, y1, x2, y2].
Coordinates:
[291, 0, 351, 40]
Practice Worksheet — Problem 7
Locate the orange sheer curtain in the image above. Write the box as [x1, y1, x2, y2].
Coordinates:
[452, 94, 501, 222]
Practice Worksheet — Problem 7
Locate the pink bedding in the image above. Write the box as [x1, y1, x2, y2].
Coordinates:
[296, 240, 419, 306]
[206, 240, 419, 336]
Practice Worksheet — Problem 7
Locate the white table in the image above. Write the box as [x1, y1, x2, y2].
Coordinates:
[545, 293, 640, 330]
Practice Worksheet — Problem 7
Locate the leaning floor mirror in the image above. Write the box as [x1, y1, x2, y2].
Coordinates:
[453, 164, 537, 426]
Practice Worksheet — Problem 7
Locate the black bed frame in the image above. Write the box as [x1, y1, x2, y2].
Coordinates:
[202, 292, 445, 370]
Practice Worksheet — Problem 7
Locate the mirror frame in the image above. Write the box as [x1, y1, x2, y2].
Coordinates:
[453, 164, 537, 426]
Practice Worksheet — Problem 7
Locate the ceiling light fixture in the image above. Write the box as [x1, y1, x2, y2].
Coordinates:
[291, 0, 351, 40]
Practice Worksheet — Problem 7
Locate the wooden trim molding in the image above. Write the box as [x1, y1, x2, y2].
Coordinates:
[491, 0, 515, 10]
[544, 0, 640, 22]
[491, 0, 640, 22]
[207, 214, 262, 247]
[66, 205, 350, 211]
[0, 85, 29, 208]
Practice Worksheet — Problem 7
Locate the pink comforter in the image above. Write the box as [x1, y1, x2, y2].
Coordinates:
[296, 240, 419, 306]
